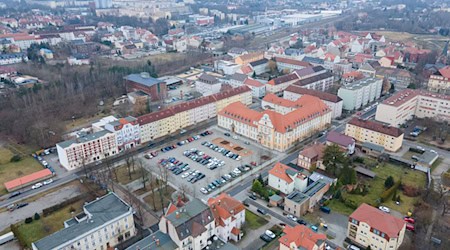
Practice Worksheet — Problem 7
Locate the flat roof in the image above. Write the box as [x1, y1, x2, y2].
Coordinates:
[125, 73, 164, 87]
[4, 169, 52, 191]
[57, 130, 112, 149]
[354, 166, 376, 178]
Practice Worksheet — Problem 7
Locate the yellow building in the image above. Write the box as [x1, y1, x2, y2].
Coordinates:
[348, 203, 406, 250]
[218, 95, 332, 152]
[428, 66, 450, 93]
[138, 86, 252, 143]
[345, 118, 404, 152]
[234, 51, 264, 65]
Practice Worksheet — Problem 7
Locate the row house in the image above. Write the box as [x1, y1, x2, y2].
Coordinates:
[345, 118, 404, 152]
[275, 57, 311, 72]
[218, 95, 332, 152]
[104, 116, 140, 152]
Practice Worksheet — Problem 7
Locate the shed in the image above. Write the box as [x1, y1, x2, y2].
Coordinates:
[4, 169, 53, 192]
[361, 142, 385, 157]
[354, 166, 376, 178]
[269, 194, 283, 207]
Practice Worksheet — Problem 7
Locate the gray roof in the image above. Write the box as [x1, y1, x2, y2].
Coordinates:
[287, 191, 309, 204]
[125, 230, 177, 250]
[33, 193, 132, 250]
[108, 116, 137, 127]
[362, 142, 385, 152]
[165, 198, 214, 241]
[340, 77, 381, 91]
[309, 172, 335, 185]
[57, 130, 112, 149]
[354, 166, 376, 178]
[198, 73, 219, 84]
[125, 73, 164, 87]
[359, 62, 375, 72]
[230, 73, 248, 82]
[302, 56, 324, 65]
[417, 151, 439, 165]
[304, 180, 327, 197]
[270, 194, 283, 202]
[250, 58, 269, 67]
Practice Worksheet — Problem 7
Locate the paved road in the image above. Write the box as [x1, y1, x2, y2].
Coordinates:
[245, 198, 297, 227]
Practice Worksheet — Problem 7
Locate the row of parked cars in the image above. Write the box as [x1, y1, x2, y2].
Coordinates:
[201, 141, 241, 161]
[183, 148, 225, 170]
[159, 157, 206, 184]
[33, 155, 56, 174]
[160, 130, 213, 153]
[200, 165, 253, 195]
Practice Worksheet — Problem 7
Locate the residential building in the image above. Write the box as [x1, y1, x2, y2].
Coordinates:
[104, 116, 141, 151]
[0, 52, 27, 65]
[275, 57, 311, 72]
[266, 73, 299, 95]
[235, 52, 264, 65]
[249, 58, 269, 75]
[375, 89, 450, 127]
[244, 78, 266, 98]
[32, 193, 136, 250]
[268, 162, 308, 194]
[338, 78, 383, 110]
[284, 85, 343, 118]
[218, 95, 332, 152]
[279, 225, 327, 250]
[195, 73, 222, 96]
[326, 131, 355, 154]
[428, 66, 450, 94]
[358, 62, 376, 77]
[139, 86, 252, 143]
[297, 143, 326, 171]
[207, 193, 245, 243]
[56, 130, 118, 170]
[284, 180, 330, 216]
[375, 67, 414, 91]
[292, 68, 334, 92]
[159, 198, 215, 250]
[348, 203, 406, 250]
[124, 72, 167, 101]
[345, 118, 404, 152]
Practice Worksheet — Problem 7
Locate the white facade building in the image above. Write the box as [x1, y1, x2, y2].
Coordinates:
[338, 78, 382, 110]
[104, 116, 141, 151]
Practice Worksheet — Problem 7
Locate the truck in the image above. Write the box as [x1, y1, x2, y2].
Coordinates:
[320, 206, 331, 214]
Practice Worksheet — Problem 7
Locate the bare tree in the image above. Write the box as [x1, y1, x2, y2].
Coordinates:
[147, 170, 157, 211]
[158, 163, 169, 193]
[179, 183, 190, 202]
[137, 159, 148, 190]
[125, 153, 136, 181]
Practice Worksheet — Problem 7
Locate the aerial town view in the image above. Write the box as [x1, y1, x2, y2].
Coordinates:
[0, 0, 449, 249]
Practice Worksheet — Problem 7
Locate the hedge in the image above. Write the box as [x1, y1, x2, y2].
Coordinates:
[42, 194, 85, 217]
[380, 180, 401, 202]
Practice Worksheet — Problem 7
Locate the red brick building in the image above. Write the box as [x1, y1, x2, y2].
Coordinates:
[124, 72, 167, 101]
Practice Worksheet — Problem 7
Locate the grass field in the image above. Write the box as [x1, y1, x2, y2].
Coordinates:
[115, 165, 143, 185]
[15, 199, 85, 248]
[0, 147, 44, 195]
[244, 210, 268, 230]
[329, 161, 426, 215]
[143, 186, 176, 212]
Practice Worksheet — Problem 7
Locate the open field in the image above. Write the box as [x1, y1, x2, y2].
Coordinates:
[0, 147, 44, 195]
[14, 199, 85, 248]
[370, 30, 447, 51]
[244, 209, 268, 230]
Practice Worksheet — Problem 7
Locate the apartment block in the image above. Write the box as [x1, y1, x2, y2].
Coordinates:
[275, 56, 311, 72]
[284, 85, 343, 118]
[428, 66, 450, 94]
[104, 116, 140, 151]
[338, 78, 382, 110]
[56, 130, 118, 170]
[375, 89, 450, 127]
[124, 72, 167, 101]
[218, 95, 332, 152]
[348, 204, 406, 250]
[345, 118, 404, 152]
[32, 193, 136, 250]
[139, 86, 252, 143]
[266, 73, 299, 95]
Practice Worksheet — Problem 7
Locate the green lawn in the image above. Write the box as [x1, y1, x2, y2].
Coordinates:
[331, 162, 426, 216]
[15, 199, 85, 248]
[0, 147, 44, 195]
[244, 209, 268, 230]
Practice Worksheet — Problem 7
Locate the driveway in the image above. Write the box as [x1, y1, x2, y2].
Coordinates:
[0, 184, 83, 231]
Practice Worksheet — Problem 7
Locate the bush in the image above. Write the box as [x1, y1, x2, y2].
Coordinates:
[34, 213, 40, 220]
[402, 185, 421, 197]
[25, 217, 33, 224]
[10, 155, 22, 162]
[353, 157, 364, 163]
[380, 181, 401, 202]
[384, 176, 395, 189]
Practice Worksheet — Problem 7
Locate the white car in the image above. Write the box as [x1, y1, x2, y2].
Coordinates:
[181, 173, 190, 178]
[43, 179, 53, 185]
[232, 136, 238, 140]
[378, 206, 390, 213]
[287, 214, 298, 221]
[265, 230, 276, 239]
[200, 188, 208, 194]
[41, 160, 48, 166]
[32, 183, 43, 189]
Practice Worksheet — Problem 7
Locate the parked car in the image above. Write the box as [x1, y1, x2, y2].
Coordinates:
[406, 223, 415, 232]
[32, 183, 43, 189]
[43, 179, 53, 185]
[265, 230, 276, 239]
[224, 133, 231, 137]
[297, 219, 307, 225]
[404, 217, 415, 224]
[260, 234, 272, 242]
[249, 194, 257, 200]
[287, 214, 298, 222]
[320, 206, 331, 214]
[378, 206, 390, 213]
[310, 225, 318, 232]
[8, 191, 21, 199]
[16, 203, 29, 209]
[257, 208, 267, 215]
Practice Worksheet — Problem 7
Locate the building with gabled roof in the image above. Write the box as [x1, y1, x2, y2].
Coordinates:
[279, 225, 327, 250]
[218, 95, 331, 152]
[207, 193, 245, 243]
[297, 143, 326, 171]
[428, 65, 450, 94]
[348, 203, 406, 250]
[159, 198, 215, 250]
[268, 162, 308, 194]
[326, 131, 355, 154]
[105, 116, 141, 151]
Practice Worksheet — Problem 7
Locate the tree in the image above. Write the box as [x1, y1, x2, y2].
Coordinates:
[34, 213, 40, 220]
[339, 165, 357, 185]
[385, 176, 395, 189]
[323, 144, 347, 176]
[257, 174, 264, 186]
[125, 154, 135, 181]
[137, 159, 148, 189]
[268, 60, 278, 74]
[251, 179, 264, 195]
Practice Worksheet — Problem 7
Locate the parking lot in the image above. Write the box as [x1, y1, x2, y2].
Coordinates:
[141, 127, 273, 198]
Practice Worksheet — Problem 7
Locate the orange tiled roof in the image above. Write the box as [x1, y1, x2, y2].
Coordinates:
[268, 162, 297, 184]
[208, 193, 245, 221]
[244, 78, 264, 87]
[438, 66, 450, 78]
[231, 227, 240, 235]
[279, 225, 327, 250]
[166, 203, 178, 216]
[4, 169, 52, 190]
[350, 203, 405, 238]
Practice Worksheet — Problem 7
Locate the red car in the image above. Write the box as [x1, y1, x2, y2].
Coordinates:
[404, 217, 415, 224]
[406, 223, 415, 232]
